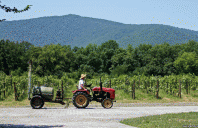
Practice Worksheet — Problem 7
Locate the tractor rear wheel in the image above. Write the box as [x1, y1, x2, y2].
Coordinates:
[72, 92, 89, 108]
[30, 96, 44, 109]
[102, 98, 113, 109]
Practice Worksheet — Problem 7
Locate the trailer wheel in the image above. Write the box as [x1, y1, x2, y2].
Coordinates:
[30, 96, 44, 109]
[72, 92, 89, 108]
[102, 98, 113, 109]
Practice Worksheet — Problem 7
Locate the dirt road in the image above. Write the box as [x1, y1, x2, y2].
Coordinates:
[0, 103, 198, 128]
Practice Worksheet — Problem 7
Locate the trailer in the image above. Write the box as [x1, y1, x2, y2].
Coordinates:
[28, 60, 72, 109]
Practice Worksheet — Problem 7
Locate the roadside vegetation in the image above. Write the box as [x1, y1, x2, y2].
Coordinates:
[120, 112, 198, 128]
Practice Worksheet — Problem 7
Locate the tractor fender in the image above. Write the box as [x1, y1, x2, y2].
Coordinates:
[72, 89, 90, 95]
[32, 95, 42, 99]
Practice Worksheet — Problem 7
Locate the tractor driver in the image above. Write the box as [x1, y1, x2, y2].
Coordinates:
[78, 74, 86, 90]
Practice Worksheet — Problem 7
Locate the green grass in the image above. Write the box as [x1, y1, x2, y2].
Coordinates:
[120, 112, 198, 128]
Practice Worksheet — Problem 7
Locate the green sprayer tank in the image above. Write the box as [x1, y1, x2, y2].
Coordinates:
[32, 86, 54, 100]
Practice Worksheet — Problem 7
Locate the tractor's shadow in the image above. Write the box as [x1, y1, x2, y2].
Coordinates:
[41, 107, 96, 109]
[75, 108, 96, 109]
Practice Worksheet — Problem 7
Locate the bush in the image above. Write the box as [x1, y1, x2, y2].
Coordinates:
[110, 65, 128, 77]
[10, 68, 24, 76]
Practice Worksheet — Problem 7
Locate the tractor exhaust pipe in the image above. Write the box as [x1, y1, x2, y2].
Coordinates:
[100, 77, 102, 92]
[28, 60, 32, 100]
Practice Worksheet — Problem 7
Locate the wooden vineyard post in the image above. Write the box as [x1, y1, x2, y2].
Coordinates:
[11, 75, 12, 89]
[176, 78, 178, 96]
[0, 85, 1, 99]
[131, 80, 133, 98]
[186, 81, 188, 94]
[109, 80, 111, 88]
[145, 80, 148, 94]
[156, 79, 159, 99]
[61, 81, 63, 99]
[132, 80, 133, 99]
[166, 82, 168, 94]
[14, 82, 18, 101]
[134, 80, 135, 99]
[138, 77, 140, 89]
[178, 80, 181, 98]
[170, 79, 172, 95]
[132, 80, 135, 99]
[150, 79, 153, 95]
[128, 81, 130, 92]
[146, 81, 149, 94]
[189, 80, 191, 95]
[3, 82, 5, 97]
[0, 83, 1, 99]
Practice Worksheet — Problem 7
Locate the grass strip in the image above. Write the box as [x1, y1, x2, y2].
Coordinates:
[120, 112, 198, 128]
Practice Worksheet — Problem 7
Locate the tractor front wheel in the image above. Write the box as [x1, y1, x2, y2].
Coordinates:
[72, 92, 90, 108]
[30, 96, 44, 109]
[102, 98, 113, 109]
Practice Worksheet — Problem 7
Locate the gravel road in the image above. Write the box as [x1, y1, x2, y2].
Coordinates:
[0, 102, 198, 128]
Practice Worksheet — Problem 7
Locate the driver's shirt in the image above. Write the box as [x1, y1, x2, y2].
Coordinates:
[78, 79, 84, 89]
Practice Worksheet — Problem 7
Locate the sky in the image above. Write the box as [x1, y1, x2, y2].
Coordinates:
[1, 0, 198, 31]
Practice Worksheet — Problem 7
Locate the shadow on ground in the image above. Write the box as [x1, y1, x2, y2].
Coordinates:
[40, 107, 96, 109]
[0, 124, 64, 128]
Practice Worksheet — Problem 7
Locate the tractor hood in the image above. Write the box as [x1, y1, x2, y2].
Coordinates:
[92, 87, 115, 92]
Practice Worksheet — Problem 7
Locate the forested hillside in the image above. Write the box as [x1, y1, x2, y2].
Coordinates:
[0, 14, 198, 49]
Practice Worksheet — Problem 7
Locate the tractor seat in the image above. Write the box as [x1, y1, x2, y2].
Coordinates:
[76, 84, 91, 94]
[76, 87, 90, 93]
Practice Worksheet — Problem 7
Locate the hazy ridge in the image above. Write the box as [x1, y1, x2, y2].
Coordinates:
[0, 14, 198, 49]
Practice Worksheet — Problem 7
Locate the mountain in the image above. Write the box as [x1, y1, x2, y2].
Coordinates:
[1, 14, 198, 49]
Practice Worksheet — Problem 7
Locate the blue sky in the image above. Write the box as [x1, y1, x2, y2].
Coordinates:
[1, 0, 198, 31]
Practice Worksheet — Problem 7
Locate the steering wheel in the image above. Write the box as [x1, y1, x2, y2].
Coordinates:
[86, 83, 92, 87]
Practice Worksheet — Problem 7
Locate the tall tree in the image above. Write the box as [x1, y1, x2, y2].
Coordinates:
[173, 52, 198, 75]
[142, 42, 178, 76]
[98, 40, 119, 74]
[30, 43, 74, 78]
[82, 43, 102, 73]
[0, 0, 32, 22]
[0, 39, 33, 75]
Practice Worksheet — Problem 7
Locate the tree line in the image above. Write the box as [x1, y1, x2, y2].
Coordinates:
[1, 39, 198, 79]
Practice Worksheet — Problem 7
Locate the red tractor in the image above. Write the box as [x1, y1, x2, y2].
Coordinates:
[72, 77, 116, 109]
